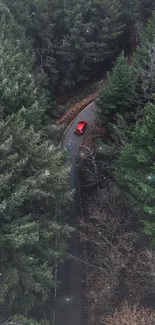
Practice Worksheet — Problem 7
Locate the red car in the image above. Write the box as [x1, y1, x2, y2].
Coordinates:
[75, 120, 88, 135]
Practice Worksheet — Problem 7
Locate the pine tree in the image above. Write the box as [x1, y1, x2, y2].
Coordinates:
[0, 2, 50, 125]
[97, 12, 155, 126]
[95, 56, 137, 179]
[95, 12, 155, 202]
[2, 0, 65, 91]
[0, 1, 73, 323]
[97, 55, 135, 121]
[3, 315, 48, 325]
[117, 101, 155, 245]
[133, 11, 155, 105]
[3, 0, 124, 90]
[63, 0, 123, 85]
[0, 113, 72, 319]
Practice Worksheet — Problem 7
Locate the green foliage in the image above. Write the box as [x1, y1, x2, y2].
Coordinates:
[0, 3, 73, 323]
[120, 0, 140, 30]
[3, 0, 155, 322]
[97, 11, 155, 126]
[0, 3, 50, 125]
[4, 315, 49, 325]
[2, 0, 124, 91]
[96, 13, 155, 247]
[2, 0, 155, 96]
[97, 12, 155, 144]
[63, 0, 123, 82]
[97, 55, 135, 119]
[133, 11, 155, 105]
[117, 102, 155, 243]
[0, 114, 72, 318]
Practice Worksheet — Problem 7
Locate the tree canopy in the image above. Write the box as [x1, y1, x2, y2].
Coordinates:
[0, 113, 72, 321]
[0, 5, 50, 126]
[97, 11, 155, 246]
[1, 0, 155, 323]
[1, 0, 125, 92]
[0, 1, 72, 323]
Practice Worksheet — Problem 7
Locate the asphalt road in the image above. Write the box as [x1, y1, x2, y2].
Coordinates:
[62, 100, 98, 158]
[55, 101, 98, 325]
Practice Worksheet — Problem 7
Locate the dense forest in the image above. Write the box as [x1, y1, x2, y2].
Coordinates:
[0, 0, 155, 324]
[80, 4, 155, 325]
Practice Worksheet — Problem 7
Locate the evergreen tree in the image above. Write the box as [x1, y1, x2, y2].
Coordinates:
[117, 101, 155, 244]
[95, 56, 137, 179]
[95, 13, 155, 193]
[3, 315, 48, 325]
[133, 11, 155, 106]
[62, 0, 123, 86]
[97, 55, 135, 121]
[0, 114, 72, 320]
[0, 2, 50, 125]
[2, 0, 66, 91]
[97, 12, 155, 127]
[0, 1, 73, 323]
[3, 0, 124, 91]
[96, 12, 155, 187]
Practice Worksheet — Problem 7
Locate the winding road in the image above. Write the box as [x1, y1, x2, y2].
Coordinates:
[55, 101, 98, 325]
[62, 100, 98, 156]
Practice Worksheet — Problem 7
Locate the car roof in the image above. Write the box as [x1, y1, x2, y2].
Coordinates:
[77, 121, 87, 130]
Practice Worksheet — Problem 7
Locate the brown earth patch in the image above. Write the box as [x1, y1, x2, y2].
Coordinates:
[57, 92, 98, 126]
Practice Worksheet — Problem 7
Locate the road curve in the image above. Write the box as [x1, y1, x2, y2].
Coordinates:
[62, 101, 98, 157]
[55, 101, 98, 325]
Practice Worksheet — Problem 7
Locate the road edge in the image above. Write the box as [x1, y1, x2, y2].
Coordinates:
[60, 99, 98, 145]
